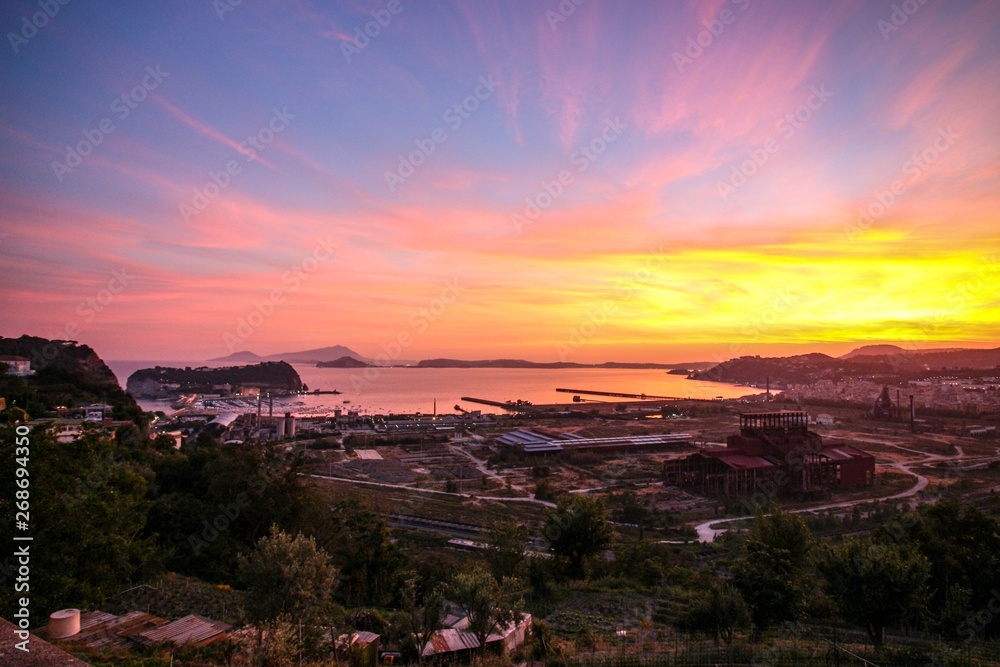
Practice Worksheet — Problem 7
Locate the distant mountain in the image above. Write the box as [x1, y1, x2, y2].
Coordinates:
[209, 345, 369, 364]
[208, 350, 264, 362]
[317, 356, 372, 368]
[841, 344, 967, 359]
[841, 345, 909, 358]
[694, 347, 1000, 386]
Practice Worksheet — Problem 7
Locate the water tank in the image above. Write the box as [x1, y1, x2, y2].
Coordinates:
[48, 609, 81, 639]
[275, 417, 286, 439]
[286, 414, 296, 438]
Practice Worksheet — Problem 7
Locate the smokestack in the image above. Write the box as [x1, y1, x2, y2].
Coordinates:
[909, 395, 915, 432]
[766, 376, 771, 402]
[268, 393, 273, 421]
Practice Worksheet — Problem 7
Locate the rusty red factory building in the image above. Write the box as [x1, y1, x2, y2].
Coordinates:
[663, 411, 874, 497]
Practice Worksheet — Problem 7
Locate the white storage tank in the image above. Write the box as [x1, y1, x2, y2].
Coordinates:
[48, 609, 81, 639]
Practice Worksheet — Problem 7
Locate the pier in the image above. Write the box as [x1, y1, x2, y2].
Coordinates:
[460, 396, 537, 412]
[555, 388, 720, 402]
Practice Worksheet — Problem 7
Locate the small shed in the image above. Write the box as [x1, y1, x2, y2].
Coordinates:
[336, 630, 381, 667]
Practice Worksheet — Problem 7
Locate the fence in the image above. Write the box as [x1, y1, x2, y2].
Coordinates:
[556, 630, 1000, 667]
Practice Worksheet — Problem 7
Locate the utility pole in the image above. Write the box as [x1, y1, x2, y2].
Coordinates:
[909, 395, 915, 432]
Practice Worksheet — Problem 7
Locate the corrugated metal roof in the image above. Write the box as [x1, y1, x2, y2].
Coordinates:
[497, 429, 553, 446]
[820, 445, 874, 461]
[55, 611, 168, 650]
[423, 628, 480, 656]
[354, 631, 380, 645]
[78, 611, 117, 632]
[135, 614, 230, 646]
[506, 430, 692, 451]
[708, 452, 776, 469]
[523, 442, 564, 452]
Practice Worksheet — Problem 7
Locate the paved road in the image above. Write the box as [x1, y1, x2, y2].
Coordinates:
[690, 442, 986, 543]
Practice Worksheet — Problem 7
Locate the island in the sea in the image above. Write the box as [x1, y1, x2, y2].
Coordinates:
[126, 361, 303, 399]
[316, 356, 372, 368]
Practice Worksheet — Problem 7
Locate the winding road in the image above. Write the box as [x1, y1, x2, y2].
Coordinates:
[690, 440, 993, 543]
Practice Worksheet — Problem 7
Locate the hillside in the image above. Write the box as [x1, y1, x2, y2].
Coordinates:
[691, 353, 899, 385]
[0, 335, 141, 421]
[840, 345, 1000, 369]
[840, 344, 909, 358]
[694, 347, 1000, 386]
[126, 361, 302, 398]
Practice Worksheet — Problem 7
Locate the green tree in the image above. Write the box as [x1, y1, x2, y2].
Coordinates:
[543, 495, 614, 579]
[486, 520, 529, 581]
[401, 577, 444, 663]
[732, 507, 814, 641]
[238, 525, 339, 628]
[884, 500, 1000, 637]
[0, 425, 159, 618]
[325, 499, 405, 607]
[677, 582, 749, 646]
[819, 537, 930, 647]
[448, 564, 522, 659]
[612, 539, 671, 587]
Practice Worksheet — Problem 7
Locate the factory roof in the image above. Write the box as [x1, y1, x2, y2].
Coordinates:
[499, 428, 692, 451]
[208, 412, 239, 428]
[134, 614, 230, 647]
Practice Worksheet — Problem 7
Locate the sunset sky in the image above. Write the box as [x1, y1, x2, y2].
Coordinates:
[0, 0, 997, 363]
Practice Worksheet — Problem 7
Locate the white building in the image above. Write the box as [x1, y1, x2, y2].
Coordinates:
[0, 355, 33, 377]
